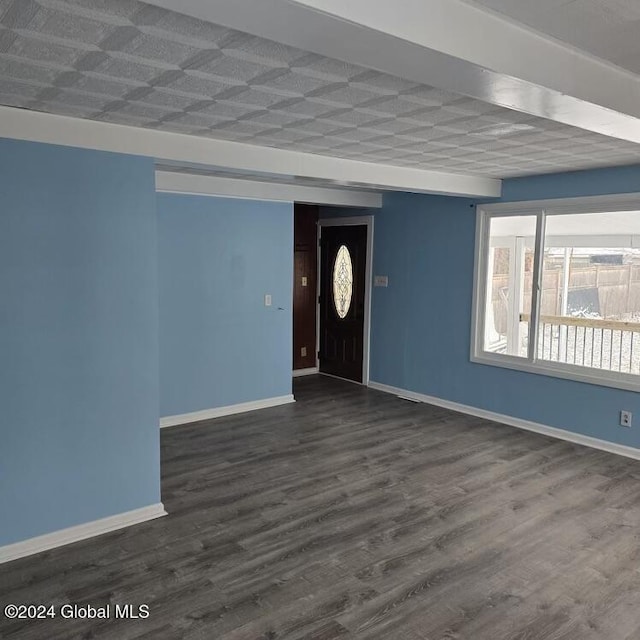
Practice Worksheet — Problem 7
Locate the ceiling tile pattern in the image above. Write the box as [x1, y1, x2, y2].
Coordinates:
[465, 0, 640, 75]
[1, 0, 640, 177]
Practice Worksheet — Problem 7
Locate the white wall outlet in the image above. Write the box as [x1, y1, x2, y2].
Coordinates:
[264, 294, 272, 307]
[374, 275, 389, 287]
[620, 410, 632, 427]
[301, 346, 307, 357]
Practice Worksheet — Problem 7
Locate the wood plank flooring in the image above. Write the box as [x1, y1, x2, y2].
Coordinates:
[3, 375, 640, 639]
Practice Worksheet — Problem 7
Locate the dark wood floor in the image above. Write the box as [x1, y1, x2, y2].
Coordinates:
[3, 376, 640, 640]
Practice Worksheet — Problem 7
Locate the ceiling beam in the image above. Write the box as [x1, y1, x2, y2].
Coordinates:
[143, 0, 640, 144]
[0, 106, 501, 198]
[156, 171, 383, 207]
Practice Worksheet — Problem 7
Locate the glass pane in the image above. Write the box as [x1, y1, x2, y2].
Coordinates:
[483, 215, 536, 357]
[538, 212, 640, 374]
[333, 244, 353, 319]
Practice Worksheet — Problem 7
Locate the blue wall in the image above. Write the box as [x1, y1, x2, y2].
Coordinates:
[501, 164, 640, 201]
[3, 139, 636, 550]
[158, 194, 293, 417]
[0, 139, 160, 546]
[367, 164, 640, 448]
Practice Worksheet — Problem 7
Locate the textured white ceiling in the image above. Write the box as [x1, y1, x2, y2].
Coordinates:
[1, 0, 639, 178]
[464, 0, 640, 75]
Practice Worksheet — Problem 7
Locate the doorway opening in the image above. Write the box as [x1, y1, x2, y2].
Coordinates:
[293, 207, 373, 384]
[293, 204, 319, 377]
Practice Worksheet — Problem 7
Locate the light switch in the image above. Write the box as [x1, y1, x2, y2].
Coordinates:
[301, 276, 308, 287]
[301, 346, 307, 357]
[374, 275, 389, 287]
[264, 294, 272, 306]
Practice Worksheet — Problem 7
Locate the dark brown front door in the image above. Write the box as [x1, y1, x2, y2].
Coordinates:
[319, 224, 367, 382]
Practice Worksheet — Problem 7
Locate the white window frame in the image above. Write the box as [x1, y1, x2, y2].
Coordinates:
[471, 193, 640, 392]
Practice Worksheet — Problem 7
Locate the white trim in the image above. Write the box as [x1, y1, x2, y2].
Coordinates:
[160, 394, 295, 428]
[528, 210, 546, 361]
[155, 171, 382, 208]
[293, 367, 319, 377]
[479, 193, 640, 215]
[318, 216, 374, 385]
[470, 352, 640, 393]
[368, 381, 640, 461]
[0, 503, 167, 565]
[0, 106, 500, 198]
[472, 194, 640, 392]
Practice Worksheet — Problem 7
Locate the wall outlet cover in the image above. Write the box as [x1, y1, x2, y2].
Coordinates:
[620, 410, 632, 427]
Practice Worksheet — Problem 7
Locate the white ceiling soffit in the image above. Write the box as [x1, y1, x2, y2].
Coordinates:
[464, 0, 640, 76]
[0, 106, 500, 197]
[156, 162, 383, 192]
[143, 0, 640, 144]
[156, 169, 383, 207]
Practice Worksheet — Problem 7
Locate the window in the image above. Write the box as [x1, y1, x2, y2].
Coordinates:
[472, 197, 640, 391]
[483, 215, 536, 358]
[333, 244, 353, 319]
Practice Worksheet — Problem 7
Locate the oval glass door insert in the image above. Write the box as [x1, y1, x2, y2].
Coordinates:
[333, 244, 353, 319]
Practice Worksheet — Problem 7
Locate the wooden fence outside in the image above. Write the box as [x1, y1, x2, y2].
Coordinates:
[491, 264, 640, 335]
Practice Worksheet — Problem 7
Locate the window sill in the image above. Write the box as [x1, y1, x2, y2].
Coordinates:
[471, 351, 640, 393]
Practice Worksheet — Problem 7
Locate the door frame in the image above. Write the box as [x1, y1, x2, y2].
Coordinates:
[317, 215, 374, 385]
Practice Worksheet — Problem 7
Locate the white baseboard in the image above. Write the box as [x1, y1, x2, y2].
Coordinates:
[0, 503, 167, 565]
[368, 380, 640, 462]
[160, 394, 295, 428]
[292, 367, 319, 377]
